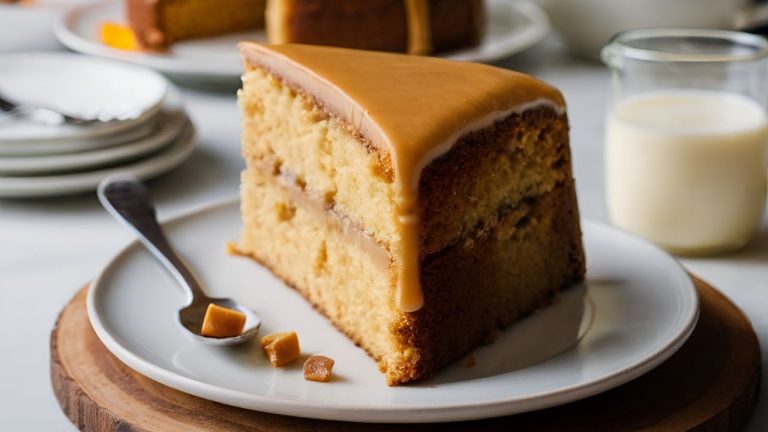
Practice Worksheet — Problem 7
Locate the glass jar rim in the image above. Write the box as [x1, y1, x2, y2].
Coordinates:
[602, 28, 768, 65]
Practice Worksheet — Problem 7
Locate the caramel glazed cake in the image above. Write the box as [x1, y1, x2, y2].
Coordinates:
[237, 43, 586, 385]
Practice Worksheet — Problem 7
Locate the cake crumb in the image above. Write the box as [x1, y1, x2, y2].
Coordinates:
[303, 355, 335, 382]
[225, 242, 240, 256]
[261, 332, 301, 366]
[463, 354, 477, 368]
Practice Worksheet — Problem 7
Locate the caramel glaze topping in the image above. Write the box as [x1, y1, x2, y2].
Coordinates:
[404, 0, 432, 55]
[240, 43, 566, 312]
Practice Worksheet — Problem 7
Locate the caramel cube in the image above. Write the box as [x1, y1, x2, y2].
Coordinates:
[260, 332, 301, 366]
[303, 355, 335, 382]
[200, 303, 246, 338]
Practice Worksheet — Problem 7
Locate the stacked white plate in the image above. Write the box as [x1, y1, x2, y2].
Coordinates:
[0, 53, 195, 198]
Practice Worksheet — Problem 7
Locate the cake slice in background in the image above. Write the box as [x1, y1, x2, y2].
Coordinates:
[126, 0, 267, 50]
[237, 43, 585, 385]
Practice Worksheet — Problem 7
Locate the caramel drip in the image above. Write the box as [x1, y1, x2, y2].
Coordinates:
[239, 43, 566, 312]
[404, 0, 432, 55]
[265, 0, 288, 44]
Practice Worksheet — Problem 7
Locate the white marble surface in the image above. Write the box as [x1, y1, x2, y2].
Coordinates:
[1, 5, 768, 430]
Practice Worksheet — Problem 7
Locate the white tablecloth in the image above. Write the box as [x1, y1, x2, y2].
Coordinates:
[1, 6, 767, 430]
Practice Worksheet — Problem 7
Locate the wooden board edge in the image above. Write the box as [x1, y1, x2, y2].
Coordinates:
[50, 287, 146, 432]
[49, 277, 763, 432]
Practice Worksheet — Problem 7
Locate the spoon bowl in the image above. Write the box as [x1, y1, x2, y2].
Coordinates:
[97, 174, 261, 346]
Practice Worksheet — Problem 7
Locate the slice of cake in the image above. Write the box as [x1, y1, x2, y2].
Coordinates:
[237, 43, 585, 385]
[126, 0, 267, 50]
[266, 0, 484, 54]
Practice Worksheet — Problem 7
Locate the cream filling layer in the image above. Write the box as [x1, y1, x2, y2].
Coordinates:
[268, 166, 393, 272]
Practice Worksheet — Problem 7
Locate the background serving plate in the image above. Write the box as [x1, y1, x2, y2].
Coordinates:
[0, 122, 195, 198]
[87, 201, 698, 423]
[0, 83, 185, 161]
[55, 0, 550, 84]
[0, 52, 166, 144]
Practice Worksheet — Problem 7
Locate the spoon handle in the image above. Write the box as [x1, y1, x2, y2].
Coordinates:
[97, 175, 208, 304]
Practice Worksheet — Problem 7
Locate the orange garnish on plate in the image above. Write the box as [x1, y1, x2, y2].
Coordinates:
[100, 21, 138, 51]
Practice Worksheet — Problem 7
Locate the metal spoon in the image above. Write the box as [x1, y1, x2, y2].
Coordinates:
[97, 174, 261, 346]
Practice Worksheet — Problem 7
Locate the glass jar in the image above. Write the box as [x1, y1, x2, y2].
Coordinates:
[602, 29, 768, 255]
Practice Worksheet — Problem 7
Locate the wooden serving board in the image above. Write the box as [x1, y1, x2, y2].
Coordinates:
[51, 276, 760, 432]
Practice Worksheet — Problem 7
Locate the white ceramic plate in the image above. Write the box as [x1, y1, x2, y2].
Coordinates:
[0, 118, 158, 157]
[55, 0, 549, 83]
[87, 203, 698, 423]
[0, 122, 194, 198]
[0, 82, 182, 157]
[0, 98, 189, 176]
[0, 52, 166, 143]
[0, 115, 189, 175]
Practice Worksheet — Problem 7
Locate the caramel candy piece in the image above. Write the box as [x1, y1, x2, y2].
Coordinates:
[261, 332, 300, 366]
[303, 355, 335, 382]
[200, 303, 246, 338]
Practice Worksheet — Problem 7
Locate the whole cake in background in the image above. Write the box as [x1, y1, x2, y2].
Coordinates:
[236, 42, 586, 385]
[123, 0, 484, 54]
